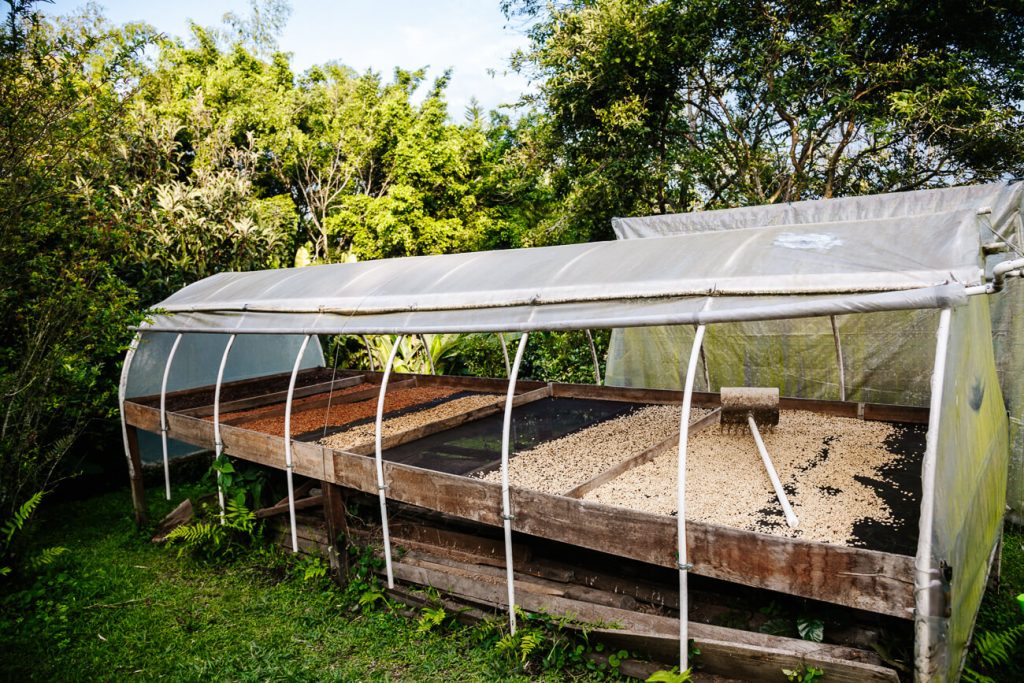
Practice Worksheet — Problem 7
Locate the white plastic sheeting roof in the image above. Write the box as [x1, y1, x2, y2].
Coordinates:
[143, 190, 998, 335]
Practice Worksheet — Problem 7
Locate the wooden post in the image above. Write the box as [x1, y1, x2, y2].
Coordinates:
[125, 425, 147, 527]
[322, 482, 350, 585]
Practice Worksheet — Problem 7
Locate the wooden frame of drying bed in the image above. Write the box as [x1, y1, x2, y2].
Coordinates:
[124, 369, 925, 622]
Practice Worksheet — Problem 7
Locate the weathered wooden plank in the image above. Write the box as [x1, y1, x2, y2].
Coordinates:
[562, 409, 721, 499]
[221, 378, 416, 425]
[254, 494, 324, 519]
[386, 559, 897, 683]
[346, 384, 552, 457]
[327, 449, 915, 618]
[322, 482, 349, 583]
[132, 367, 326, 407]
[181, 375, 366, 417]
[126, 425, 148, 528]
[125, 399, 916, 619]
[373, 371, 546, 394]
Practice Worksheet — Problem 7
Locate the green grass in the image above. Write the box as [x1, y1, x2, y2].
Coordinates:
[0, 486, 612, 682]
[5, 482, 1024, 682]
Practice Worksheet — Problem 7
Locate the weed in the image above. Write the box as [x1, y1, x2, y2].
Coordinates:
[645, 668, 692, 682]
[782, 663, 825, 682]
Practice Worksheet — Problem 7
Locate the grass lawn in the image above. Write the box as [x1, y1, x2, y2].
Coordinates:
[2, 480, 1023, 682]
[0, 484, 613, 682]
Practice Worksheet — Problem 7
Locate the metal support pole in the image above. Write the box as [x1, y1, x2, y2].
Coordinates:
[213, 334, 237, 525]
[420, 334, 436, 375]
[283, 334, 312, 553]
[361, 335, 376, 372]
[677, 324, 706, 672]
[498, 333, 511, 376]
[584, 329, 601, 385]
[501, 333, 529, 635]
[119, 331, 146, 527]
[830, 315, 846, 402]
[913, 308, 952, 680]
[158, 333, 183, 501]
[375, 334, 404, 588]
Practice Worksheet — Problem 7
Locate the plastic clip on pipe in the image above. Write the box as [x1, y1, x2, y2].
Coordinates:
[213, 334, 237, 524]
[283, 334, 312, 553]
[501, 333, 529, 635]
[375, 335, 405, 588]
[676, 324, 705, 672]
[158, 333, 184, 500]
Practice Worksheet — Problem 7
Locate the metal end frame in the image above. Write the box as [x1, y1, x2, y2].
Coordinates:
[830, 315, 847, 402]
[118, 332, 143, 483]
[420, 334, 436, 375]
[361, 335, 376, 372]
[677, 324, 706, 672]
[284, 334, 313, 553]
[375, 335, 405, 588]
[213, 334, 237, 525]
[913, 307, 952, 680]
[501, 333, 529, 635]
[158, 333, 184, 501]
[498, 333, 511, 376]
[584, 329, 602, 385]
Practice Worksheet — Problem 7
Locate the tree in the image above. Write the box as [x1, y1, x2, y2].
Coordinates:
[0, 1, 152, 514]
[506, 0, 1024, 241]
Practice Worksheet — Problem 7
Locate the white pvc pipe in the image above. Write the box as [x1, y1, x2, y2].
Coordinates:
[913, 307, 952, 680]
[213, 334, 236, 525]
[283, 334, 312, 553]
[584, 329, 601, 385]
[158, 333, 183, 500]
[676, 324, 705, 671]
[375, 334, 404, 588]
[748, 415, 799, 528]
[501, 333, 529, 635]
[830, 316, 846, 402]
[498, 333, 511, 376]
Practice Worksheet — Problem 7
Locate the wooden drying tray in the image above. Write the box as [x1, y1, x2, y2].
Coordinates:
[123, 370, 926, 620]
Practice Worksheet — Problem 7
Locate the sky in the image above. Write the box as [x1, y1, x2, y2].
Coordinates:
[48, 0, 534, 118]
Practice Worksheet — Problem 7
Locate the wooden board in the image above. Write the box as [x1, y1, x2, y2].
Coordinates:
[219, 378, 416, 426]
[319, 446, 916, 618]
[562, 408, 720, 499]
[181, 374, 367, 418]
[123, 376, 918, 619]
[384, 557, 898, 683]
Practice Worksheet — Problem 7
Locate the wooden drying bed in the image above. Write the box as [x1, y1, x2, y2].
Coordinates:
[124, 370, 927, 680]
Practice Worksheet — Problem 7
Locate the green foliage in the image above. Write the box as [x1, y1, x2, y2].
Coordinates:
[783, 664, 825, 682]
[964, 622, 1024, 682]
[417, 605, 449, 634]
[796, 617, 825, 643]
[646, 668, 692, 683]
[505, 0, 1024, 242]
[165, 496, 258, 562]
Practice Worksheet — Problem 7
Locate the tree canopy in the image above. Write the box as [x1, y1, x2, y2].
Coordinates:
[506, 0, 1024, 241]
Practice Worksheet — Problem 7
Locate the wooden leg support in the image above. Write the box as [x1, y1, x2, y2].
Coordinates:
[322, 482, 350, 585]
[126, 425, 148, 528]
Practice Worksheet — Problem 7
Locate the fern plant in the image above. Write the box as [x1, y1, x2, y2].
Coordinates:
[165, 496, 258, 561]
[1, 491, 67, 578]
[963, 622, 1024, 682]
